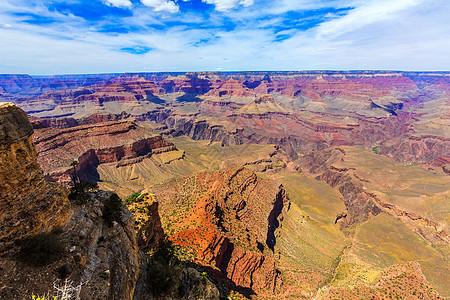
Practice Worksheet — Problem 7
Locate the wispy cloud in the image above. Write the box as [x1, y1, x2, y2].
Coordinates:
[121, 45, 152, 54]
[202, 0, 255, 11]
[317, 0, 423, 37]
[103, 0, 132, 8]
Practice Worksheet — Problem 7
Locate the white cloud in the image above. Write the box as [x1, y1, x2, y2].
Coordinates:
[264, 0, 346, 15]
[140, 0, 179, 13]
[202, 0, 254, 11]
[103, 0, 132, 7]
[239, 0, 254, 7]
[1, 24, 13, 29]
[317, 0, 423, 37]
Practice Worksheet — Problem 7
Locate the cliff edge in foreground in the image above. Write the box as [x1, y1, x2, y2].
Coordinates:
[0, 102, 70, 249]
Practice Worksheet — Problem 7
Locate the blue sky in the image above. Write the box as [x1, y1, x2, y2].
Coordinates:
[0, 0, 449, 74]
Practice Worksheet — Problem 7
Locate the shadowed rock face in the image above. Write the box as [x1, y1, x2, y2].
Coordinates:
[0, 102, 70, 249]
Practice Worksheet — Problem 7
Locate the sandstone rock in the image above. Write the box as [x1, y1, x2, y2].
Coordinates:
[64, 191, 140, 300]
[238, 94, 290, 115]
[152, 166, 289, 296]
[0, 103, 169, 300]
[33, 120, 177, 183]
[0, 190, 142, 300]
[205, 78, 254, 98]
[0, 102, 70, 249]
[160, 73, 212, 94]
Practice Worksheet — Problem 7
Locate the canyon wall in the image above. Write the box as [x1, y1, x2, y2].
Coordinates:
[0, 103, 142, 299]
[152, 166, 289, 296]
[32, 120, 177, 183]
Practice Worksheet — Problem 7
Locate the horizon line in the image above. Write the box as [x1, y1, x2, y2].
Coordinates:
[1, 70, 449, 77]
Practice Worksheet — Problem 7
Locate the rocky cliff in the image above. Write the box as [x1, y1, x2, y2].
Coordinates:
[0, 190, 142, 299]
[32, 120, 177, 183]
[0, 102, 70, 249]
[1, 103, 219, 299]
[0, 102, 144, 299]
[151, 166, 289, 297]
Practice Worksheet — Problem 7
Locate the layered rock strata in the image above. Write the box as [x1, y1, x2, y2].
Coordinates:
[12, 72, 449, 168]
[152, 166, 289, 296]
[32, 120, 177, 183]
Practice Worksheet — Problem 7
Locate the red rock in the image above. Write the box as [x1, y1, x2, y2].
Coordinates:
[33, 120, 176, 183]
[205, 78, 255, 97]
[152, 166, 289, 296]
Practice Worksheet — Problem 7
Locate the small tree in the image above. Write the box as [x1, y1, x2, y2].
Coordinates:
[103, 193, 123, 227]
[70, 160, 85, 194]
[70, 160, 79, 187]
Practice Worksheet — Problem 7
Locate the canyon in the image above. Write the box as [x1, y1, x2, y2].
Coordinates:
[0, 71, 449, 299]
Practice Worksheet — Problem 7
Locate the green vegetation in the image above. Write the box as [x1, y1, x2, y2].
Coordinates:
[17, 230, 65, 266]
[68, 160, 100, 203]
[68, 159, 98, 204]
[147, 237, 181, 297]
[83, 181, 99, 192]
[371, 145, 379, 154]
[124, 192, 148, 205]
[103, 193, 123, 227]
[227, 292, 246, 300]
[68, 181, 99, 202]
[274, 159, 284, 168]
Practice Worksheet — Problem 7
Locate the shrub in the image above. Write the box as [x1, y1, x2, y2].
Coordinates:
[147, 238, 180, 297]
[124, 192, 148, 205]
[124, 192, 141, 205]
[17, 231, 65, 266]
[68, 182, 86, 204]
[103, 193, 123, 227]
[68, 181, 99, 204]
[372, 145, 379, 154]
[83, 181, 99, 192]
[147, 258, 180, 297]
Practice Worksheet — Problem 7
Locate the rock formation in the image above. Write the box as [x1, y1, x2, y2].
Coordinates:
[152, 166, 289, 296]
[318, 262, 442, 299]
[300, 146, 449, 247]
[32, 120, 177, 183]
[205, 78, 254, 98]
[0, 102, 70, 249]
[0, 102, 143, 300]
[0, 103, 219, 299]
[9, 71, 448, 168]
